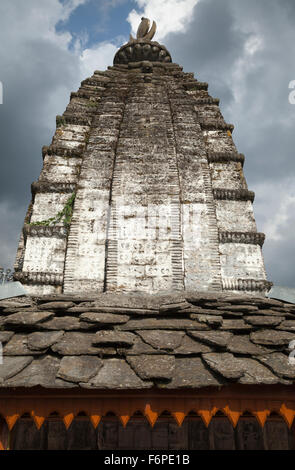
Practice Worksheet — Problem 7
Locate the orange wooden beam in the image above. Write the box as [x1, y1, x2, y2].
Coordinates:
[0, 385, 295, 432]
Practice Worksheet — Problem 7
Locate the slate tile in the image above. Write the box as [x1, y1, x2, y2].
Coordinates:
[84, 359, 153, 389]
[244, 316, 284, 327]
[188, 331, 232, 348]
[160, 357, 223, 388]
[80, 312, 129, 325]
[57, 356, 103, 383]
[93, 331, 136, 347]
[174, 335, 213, 355]
[127, 355, 175, 380]
[0, 356, 33, 382]
[5, 356, 71, 388]
[4, 311, 54, 327]
[255, 353, 295, 379]
[119, 318, 209, 331]
[202, 352, 244, 380]
[137, 330, 185, 351]
[51, 332, 109, 355]
[27, 331, 64, 351]
[4, 334, 42, 356]
[250, 330, 295, 346]
[227, 335, 270, 356]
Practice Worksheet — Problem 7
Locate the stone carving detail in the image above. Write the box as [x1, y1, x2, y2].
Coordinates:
[14, 271, 63, 286]
[199, 119, 234, 132]
[222, 278, 272, 292]
[31, 182, 76, 195]
[23, 225, 67, 239]
[130, 17, 157, 42]
[213, 189, 255, 203]
[207, 152, 245, 165]
[219, 232, 265, 247]
[114, 42, 172, 65]
[114, 17, 171, 65]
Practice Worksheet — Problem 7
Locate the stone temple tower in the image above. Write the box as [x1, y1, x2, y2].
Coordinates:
[3, 20, 295, 452]
[14, 18, 271, 297]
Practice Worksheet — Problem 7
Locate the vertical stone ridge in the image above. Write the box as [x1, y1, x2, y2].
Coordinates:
[200, 161, 223, 290]
[104, 74, 184, 293]
[63, 74, 130, 293]
[188, 79, 268, 293]
[167, 77, 222, 291]
[165, 84, 185, 292]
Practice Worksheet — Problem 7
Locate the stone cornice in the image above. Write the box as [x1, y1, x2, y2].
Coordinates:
[222, 278, 273, 292]
[14, 271, 63, 286]
[31, 181, 76, 195]
[200, 119, 234, 132]
[193, 97, 220, 105]
[114, 40, 172, 65]
[23, 224, 67, 239]
[183, 81, 208, 91]
[42, 145, 85, 159]
[213, 189, 255, 203]
[219, 231, 265, 247]
[61, 114, 93, 127]
[207, 152, 245, 166]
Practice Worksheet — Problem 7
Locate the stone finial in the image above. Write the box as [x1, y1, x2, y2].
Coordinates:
[130, 17, 157, 42]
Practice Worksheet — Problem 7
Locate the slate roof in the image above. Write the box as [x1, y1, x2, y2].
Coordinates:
[1, 292, 295, 389]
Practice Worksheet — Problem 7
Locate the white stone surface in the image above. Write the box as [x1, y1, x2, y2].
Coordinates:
[23, 237, 66, 273]
[220, 243, 266, 280]
[215, 200, 257, 232]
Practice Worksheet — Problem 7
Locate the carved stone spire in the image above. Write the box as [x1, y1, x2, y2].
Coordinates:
[14, 24, 271, 297]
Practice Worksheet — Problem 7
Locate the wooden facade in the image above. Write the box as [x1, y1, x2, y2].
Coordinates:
[1, 385, 295, 450]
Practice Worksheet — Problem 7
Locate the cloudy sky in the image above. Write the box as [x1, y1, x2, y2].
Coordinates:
[0, 0, 294, 287]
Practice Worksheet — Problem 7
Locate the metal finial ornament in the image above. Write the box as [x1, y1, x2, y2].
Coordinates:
[130, 17, 157, 42]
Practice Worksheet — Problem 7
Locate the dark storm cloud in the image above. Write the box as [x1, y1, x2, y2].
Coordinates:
[163, 0, 295, 286]
[0, 1, 83, 268]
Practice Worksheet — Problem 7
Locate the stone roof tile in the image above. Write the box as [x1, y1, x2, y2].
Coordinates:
[57, 356, 103, 383]
[84, 359, 153, 389]
[127, 355, 175, 380]
[137, 330, 185, 351]
[161, 357, 224, 389]
[0, 292, 295, 389]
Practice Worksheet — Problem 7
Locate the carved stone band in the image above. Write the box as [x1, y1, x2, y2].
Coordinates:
[207, 152, 245, 165]
[31, 182, 76, 194]
[23, 224, 67, 239]
[14, 271, 63, 286]
[183, 81, 208, 91]
[42, 145, 84, 159]
[114, 41, 172, 65]
[222, 278, 273, 292]
[200, 119, 234, 132]
[213, 189, 255, 203]
[219, 232, 265, 247]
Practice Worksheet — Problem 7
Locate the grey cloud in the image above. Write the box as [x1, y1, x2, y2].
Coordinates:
[163, 0, 295, 287]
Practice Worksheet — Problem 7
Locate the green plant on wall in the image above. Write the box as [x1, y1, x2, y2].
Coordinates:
[30, 192, 76, 228]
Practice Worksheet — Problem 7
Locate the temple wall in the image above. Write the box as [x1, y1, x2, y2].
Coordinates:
[63, 74, 129, 293]
[16, 62, 270, 296]
[105, 78, 183, 293]
[215, 200, 257, 232]
[168, 79, 222, 291]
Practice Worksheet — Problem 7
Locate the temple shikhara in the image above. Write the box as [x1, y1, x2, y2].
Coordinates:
[1, 19, 295, 450]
